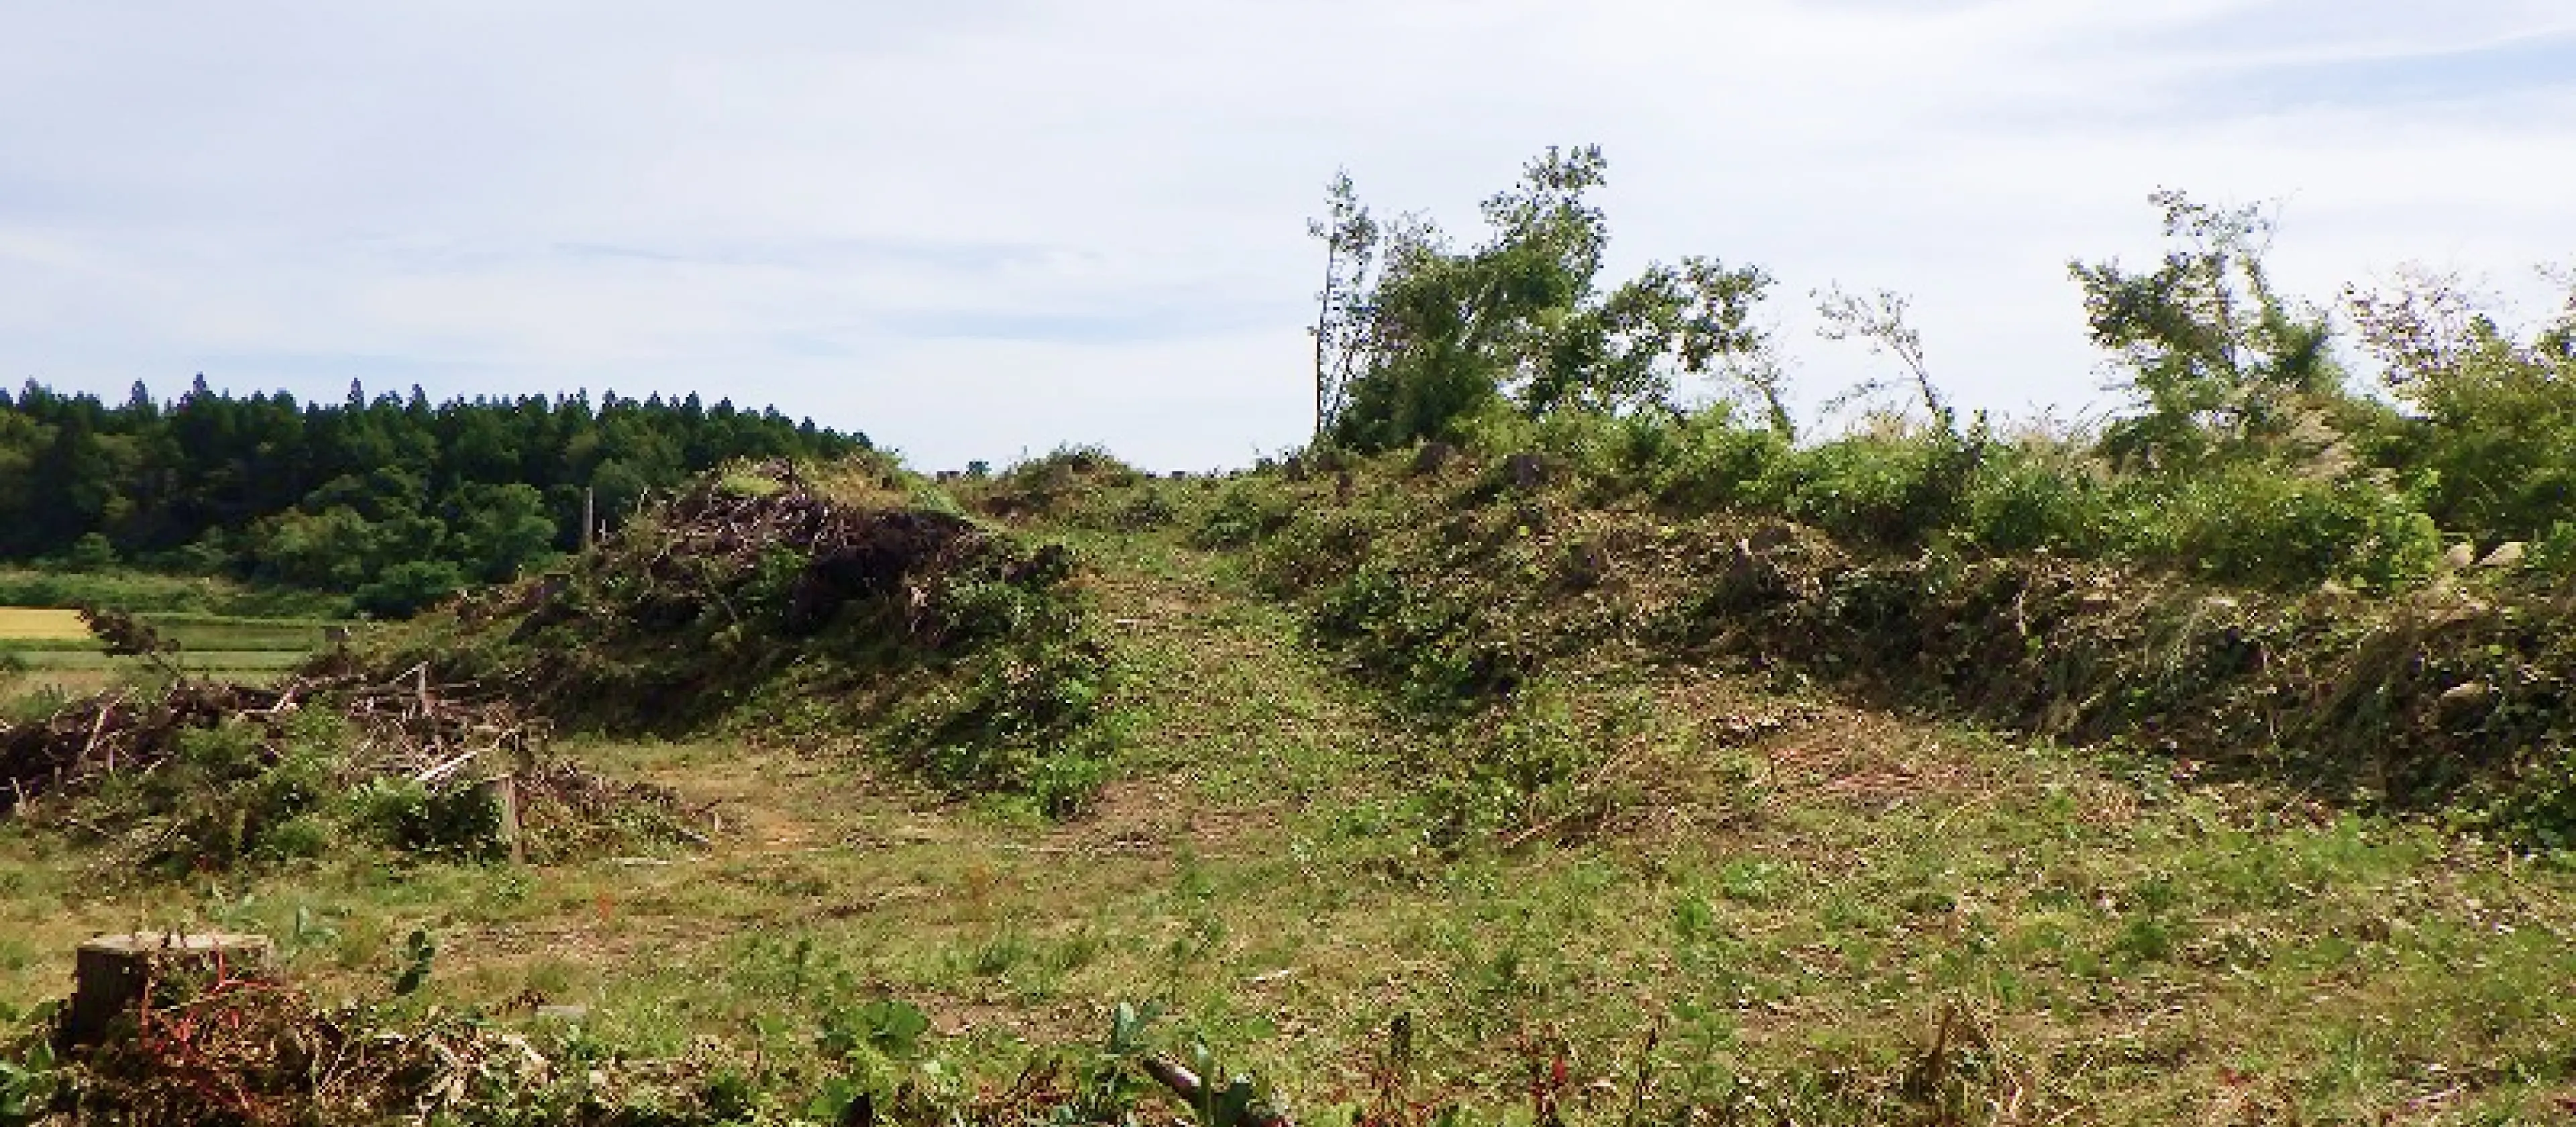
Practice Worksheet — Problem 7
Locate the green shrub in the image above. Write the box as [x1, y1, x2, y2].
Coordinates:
[64, 533, 117, 570]
[345, 777, 508, 860]
[1642, 411, 1792, 513]
[2530, 521, 2576, 576]
[1953, 444, 2105, 554]
[1247, 510, 1376, 595]
[1000, 445, 1141, 490]
[1191, 482, 1296, 549]
[2114, 468, 2440, 590]
[1110, 489, 1179, 531]
[352, 559, 470, 619]
[890, 589, 1112, 817]
[1768, 430, 1981, 549]
[1311, 564, 1523, 710]
[0, 568, 345, 618]
[256, 814, 336, 863]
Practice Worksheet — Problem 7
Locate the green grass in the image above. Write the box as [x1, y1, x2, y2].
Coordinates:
[142, 613, 349, 651]
[6, 496, 2576, 1124]
[0, 567, 349, 619]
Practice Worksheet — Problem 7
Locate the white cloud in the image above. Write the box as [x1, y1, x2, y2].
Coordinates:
[3, 0, 2571, 467]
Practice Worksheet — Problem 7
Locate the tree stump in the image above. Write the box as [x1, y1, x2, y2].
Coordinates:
[66, 932, 273, 1047]
[1505, 453, 1546, 490]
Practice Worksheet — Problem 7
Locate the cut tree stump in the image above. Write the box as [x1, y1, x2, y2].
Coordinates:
[65, 932, 274, 1047]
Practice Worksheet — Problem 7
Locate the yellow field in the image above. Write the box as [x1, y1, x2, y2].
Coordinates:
[0, 607, 89, 641]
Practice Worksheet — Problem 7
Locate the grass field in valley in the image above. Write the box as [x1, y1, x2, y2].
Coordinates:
[0, 607, 344, 697]
[4, 521, 2573, 1126]
[0, 609, 90, 642]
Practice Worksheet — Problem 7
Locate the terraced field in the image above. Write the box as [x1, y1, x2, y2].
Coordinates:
[0, 608, 344, 698]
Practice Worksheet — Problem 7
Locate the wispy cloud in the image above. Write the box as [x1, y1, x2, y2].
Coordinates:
[2, 1, 2571, 468]
[2204, 30, 2576, 109]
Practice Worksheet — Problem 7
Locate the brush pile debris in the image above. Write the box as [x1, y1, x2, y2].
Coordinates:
[1254, 462, 2576, 836]
[24, 963, 756, 1126]
[0, 665, 539, 818]
[385, 458, 1112, 810]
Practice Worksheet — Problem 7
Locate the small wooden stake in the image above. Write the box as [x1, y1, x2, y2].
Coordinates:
[478, 774, 524, 863]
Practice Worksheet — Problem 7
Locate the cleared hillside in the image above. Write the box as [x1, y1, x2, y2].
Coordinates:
[1, 452, 2571, 1126]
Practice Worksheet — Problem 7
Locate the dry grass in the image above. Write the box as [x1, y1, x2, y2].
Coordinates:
[0, 607, 89, 641]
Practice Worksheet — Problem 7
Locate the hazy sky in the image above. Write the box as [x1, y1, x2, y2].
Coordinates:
[4, 1, 2572, 470]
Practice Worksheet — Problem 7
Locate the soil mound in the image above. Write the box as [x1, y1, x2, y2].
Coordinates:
[381, 459, 1113, 812]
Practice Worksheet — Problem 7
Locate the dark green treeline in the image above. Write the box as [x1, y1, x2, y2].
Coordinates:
[0, 376, 867, 614]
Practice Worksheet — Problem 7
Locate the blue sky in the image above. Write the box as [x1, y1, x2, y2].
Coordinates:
[3, 0, 2572, 470]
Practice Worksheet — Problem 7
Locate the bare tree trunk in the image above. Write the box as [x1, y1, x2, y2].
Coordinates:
[1315, 250, 1336, 441]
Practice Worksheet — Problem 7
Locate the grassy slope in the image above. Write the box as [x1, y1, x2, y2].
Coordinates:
[7, 517, 2576, 1123]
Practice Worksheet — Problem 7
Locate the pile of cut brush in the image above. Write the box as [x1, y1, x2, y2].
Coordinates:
[1245, 458, 2576, 839]
[380, 458, 1114, 812]
[2, 660, 708, 871]
[0, 663, 537, 818]
[618, 457, 1061, 639]
[19, 967, 755, 1125]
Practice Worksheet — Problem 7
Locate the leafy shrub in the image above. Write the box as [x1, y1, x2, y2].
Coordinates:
[2531, 521, 2576, 576]
[1952, 443, 2106, 554]
[1191, 482, 1295, 549]
[0, 1034, 60, 1127]
[1111, 489, 1179, 531]
[1768, 429, 1982, 549]
[2349, 272, 2576, 545]
[1311, 563, 1526, 711]
[1000, 445, 1141, 490]
[1246, 510, 1376, 595]
[2113, 468, 2440, 590]
[977, 445, 1147, 521]
[890, 586, 1112, 816]
[352, 559, 469, 619]
[64, 533, 117, 570]
[1418, 690, 1630, 852]
[1641, 411, 1792, 513]
[0, 568, 345, 618]
[344, 777, 509, 860]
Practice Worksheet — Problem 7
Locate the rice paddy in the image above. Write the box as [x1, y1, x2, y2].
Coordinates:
[0, 606, 347, 697]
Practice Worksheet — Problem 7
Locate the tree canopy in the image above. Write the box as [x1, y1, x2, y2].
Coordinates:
[1311, 146, 1776, 451]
